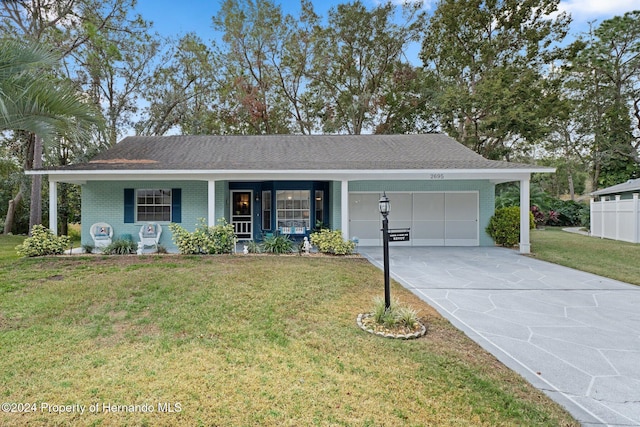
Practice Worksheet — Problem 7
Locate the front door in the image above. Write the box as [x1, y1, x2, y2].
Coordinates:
[231, 191, 253, 240]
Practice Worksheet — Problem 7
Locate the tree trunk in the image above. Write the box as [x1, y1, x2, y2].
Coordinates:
[567, 173, 575, 201]
[4, 187, 23, 234]
[59, 183, 69, 236]
[28, 134, 43, 234]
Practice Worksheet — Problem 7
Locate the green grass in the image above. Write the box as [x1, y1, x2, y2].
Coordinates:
[531, 227, 640, 285]
[0, 235, 577, 426]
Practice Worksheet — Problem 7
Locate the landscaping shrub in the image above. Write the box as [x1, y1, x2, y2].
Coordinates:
[102, 238, 137, 255]
[67, 226, 81, 242]
[310, 229, 356, 255]
[531, 205, 559, 227]
[245, 240, 261, 254]
[16, 224, 70, 257]
[169, 222, 198, 254]
[548, 199, 590, 227]
[262, 234, 293, 254]
[486, 206, 534, 247]
[371, 297, 419, 329]
[169, 218, 235, 255]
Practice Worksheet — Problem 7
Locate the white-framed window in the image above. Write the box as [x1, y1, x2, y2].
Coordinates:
[276, 190, 310, 229]
[137, 189, 172, 222]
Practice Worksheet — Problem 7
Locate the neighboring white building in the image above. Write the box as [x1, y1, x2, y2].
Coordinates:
[591, 178, 640, 243]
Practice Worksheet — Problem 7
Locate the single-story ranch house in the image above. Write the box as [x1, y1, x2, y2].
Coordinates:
[32, 134, 553, 254]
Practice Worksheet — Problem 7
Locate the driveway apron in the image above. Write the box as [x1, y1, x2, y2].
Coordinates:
[361, 246, 640, 427]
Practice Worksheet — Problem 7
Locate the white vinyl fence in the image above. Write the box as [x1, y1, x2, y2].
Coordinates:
[590, 194, 640, 243]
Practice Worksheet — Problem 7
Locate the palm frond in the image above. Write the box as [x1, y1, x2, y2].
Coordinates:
[0, 38, 102, 142]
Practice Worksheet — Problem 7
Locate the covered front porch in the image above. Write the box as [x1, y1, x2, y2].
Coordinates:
[44, 174, 535, 254]
[224, 180, 331, 241]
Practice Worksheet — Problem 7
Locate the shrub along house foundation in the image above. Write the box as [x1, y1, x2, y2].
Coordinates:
[30, 134, 553, 253]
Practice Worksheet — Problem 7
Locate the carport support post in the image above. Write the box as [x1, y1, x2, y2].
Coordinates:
[49, 180, 58, 235]
[520, 178, 530, 254]
[207, 180, 216, 226]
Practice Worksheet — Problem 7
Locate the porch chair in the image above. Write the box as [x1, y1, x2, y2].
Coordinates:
[139, 223, 162, 252]
[90, 222, 113, 249]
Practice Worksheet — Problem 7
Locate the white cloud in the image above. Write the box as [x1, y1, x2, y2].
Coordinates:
[375, 0, 438, 11]
[558, 0, 638, 20]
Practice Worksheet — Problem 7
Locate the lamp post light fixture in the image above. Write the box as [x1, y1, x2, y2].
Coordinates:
[379, 192, 391, 310]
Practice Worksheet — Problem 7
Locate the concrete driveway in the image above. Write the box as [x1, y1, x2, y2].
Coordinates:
[361, 246, 640, 427]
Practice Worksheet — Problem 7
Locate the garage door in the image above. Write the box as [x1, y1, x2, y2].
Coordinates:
[349, 192, 478, 246]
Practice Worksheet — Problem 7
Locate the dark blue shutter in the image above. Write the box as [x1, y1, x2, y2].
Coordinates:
[124, 188, 135, 223]
[171, 188, 182, 223]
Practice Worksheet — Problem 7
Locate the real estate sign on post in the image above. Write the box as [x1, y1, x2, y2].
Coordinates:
[388, 229, 410, 242]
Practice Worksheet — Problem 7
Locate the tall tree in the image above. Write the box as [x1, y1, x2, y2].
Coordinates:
[420, 0, 570, 159]
[310, 0, 423, 134]
[70, 11, 159, 147]
[136, 33, 221, 135]
[272, 0, 320, 134]
[139, 0, 322, 136]
[565, 11, 640, 189]
[212, 0, 295, 134]
[374, 63, 440, 134]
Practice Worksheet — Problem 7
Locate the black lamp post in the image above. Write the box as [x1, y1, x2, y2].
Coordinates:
[379, 192, 391, 310]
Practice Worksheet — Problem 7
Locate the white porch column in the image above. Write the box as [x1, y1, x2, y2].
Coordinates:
[519, 177, 530, 254]
[341, 180, 349, 240]
[208, 180, 216, 226]
[49, 180, 58, 235]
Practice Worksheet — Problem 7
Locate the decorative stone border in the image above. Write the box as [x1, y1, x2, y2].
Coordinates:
[356, 313, 427, 340]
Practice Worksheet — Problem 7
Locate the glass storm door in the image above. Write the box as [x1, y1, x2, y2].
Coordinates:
[231, 191, 253, 240]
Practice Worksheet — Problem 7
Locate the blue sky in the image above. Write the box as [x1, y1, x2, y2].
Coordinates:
[134, 0, 638, 50]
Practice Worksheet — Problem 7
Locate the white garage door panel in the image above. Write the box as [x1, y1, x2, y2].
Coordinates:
[445, 221, 478, 245]
[446, 193, 477, 220]
[349, 194, 383, 245]
[350, 220, 380, 241]
[413, 220, 445, 245]
[412, 193, 446, 245]
[444, 193, 478, 245]
[349, 192, 478, 246]
[391, 194, 412, 220]
[413, 221, 445, 238]
[413, 193, 445, 219]
[349, 194, 381, 220]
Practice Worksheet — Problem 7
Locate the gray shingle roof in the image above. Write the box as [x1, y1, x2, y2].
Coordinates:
[58, 134, 544, 171]
[591, 178, 640, 196]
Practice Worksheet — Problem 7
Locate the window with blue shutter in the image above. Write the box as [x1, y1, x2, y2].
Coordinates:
[171, 188, 181, 223]
[125, 188, 182, 223]
[124, 189, 135, 223]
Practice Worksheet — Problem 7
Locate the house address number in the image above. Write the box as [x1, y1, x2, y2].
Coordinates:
[430, 173, 445, 180]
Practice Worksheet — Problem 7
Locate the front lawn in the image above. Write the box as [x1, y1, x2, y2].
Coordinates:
[531, 227, 640, 286]
[0, 236, 577, 426]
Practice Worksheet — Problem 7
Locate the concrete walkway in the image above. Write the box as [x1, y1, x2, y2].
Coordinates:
[361, 246, 640, 427]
